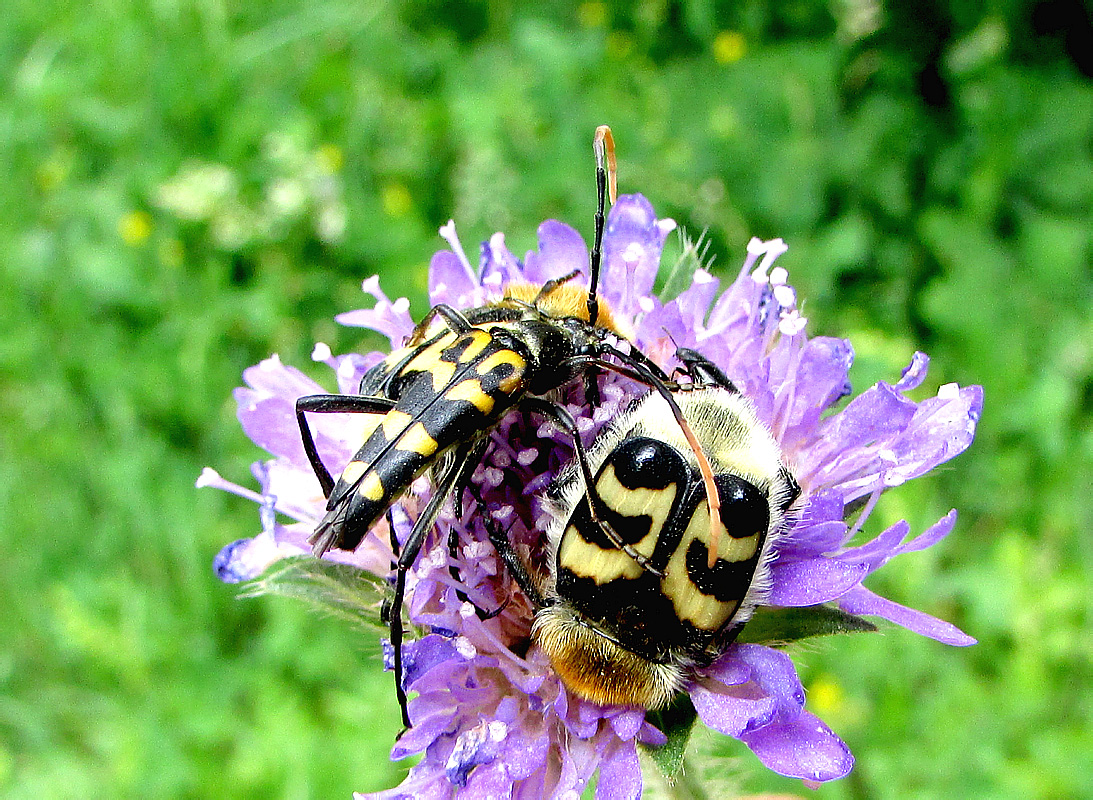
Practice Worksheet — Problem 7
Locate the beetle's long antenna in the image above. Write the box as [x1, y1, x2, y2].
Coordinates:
[588, 125, 617, 327]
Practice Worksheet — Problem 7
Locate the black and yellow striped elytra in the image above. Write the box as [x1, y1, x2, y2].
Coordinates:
[490, 350, 801, 710]
[298, 281, 633, 558]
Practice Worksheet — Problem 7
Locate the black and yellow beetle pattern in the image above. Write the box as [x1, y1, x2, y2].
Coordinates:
[486, 350, 801, 710]
[298, 281, 630, 557]
[292, 127, 694, 727]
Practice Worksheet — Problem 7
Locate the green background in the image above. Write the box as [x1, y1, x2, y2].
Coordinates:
[2, 0, 1090, 797]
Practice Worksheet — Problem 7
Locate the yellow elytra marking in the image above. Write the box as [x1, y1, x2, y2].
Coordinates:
[339, 460, 368, 487]
[457, 329, 493, 363]
[382, 346, 413, 368]
[475, 348, 526, 377]
[662, 500, 753, 631]
[358, 471, 385, 502]
[381, 410, 414, 440]
[475, 348, 527, 395]
[445, 379, 495, 415]
[557, 464, 672, 584]
[406, 333, 457, 375]
[395, 422, 438, 457]
[558, 524, 643, 583]
[429, 359, 457, 391]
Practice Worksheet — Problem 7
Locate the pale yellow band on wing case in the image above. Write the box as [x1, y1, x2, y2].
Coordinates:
[339, 460, 368, 487]
[662, 500, 755, 631]
[557, 464, 674, 584]
[358, 471, 386, 502]
[456, 329, 493, 363]
[395, 422, 438, 457]
[380, 409, 414, 440]
[558, 525, 644, 583]
[445, 379, 495, 415]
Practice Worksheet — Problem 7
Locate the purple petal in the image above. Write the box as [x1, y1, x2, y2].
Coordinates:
[445, 720, 506, 787]
[637, 720, 668, 747]
[693, 645, 803, 738]
[594, 740, 642, 800]
[766, 557, 869, 606]
[501, 730, 549, 780]
[402, 634, 462, 689]
[644, 269, 720, 346]
[608, 709, 644, 741]
[480, 232, 525, 286]
[335, 276, 415, 346]
[836, 520, 910, 572]
[428, 249, 478, 308]
[740, 710, 853, 782]
[781, 520, 849, 557]
[838, 586, 977, 645]
[899, 509, 958, 553]
[894, 351, 930, 392]
[778, 337, 855, 444]
[600, 194, 674, 320]
[799, 382, 918, 495]
[521, 220, 587, 285]
[213, 535, 280, 583]
[880, 385, 984, 487]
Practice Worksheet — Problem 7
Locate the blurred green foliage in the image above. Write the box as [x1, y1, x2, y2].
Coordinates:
[1, 0, 1090, 797]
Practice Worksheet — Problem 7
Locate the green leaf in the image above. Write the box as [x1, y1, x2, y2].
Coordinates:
[241, 557, 388, 632]
[736, 605, 878, 646]
[658, 228, 712, 302]
[642, 694, 699, 780]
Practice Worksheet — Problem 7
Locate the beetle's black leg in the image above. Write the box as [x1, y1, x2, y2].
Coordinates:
[295, 394, 397, 497]
[388, 440, 480, 729]
[444, 439, 507, 619]
[409, 302, 475, 343]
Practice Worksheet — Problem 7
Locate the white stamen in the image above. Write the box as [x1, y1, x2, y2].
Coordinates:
[454, 636, 477, 658]
[938, 382, 960, 400]
[438, 219, 477, 285]
[773, 284, 796, 308]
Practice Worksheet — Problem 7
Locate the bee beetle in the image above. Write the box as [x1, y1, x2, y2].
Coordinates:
[488, 349, 801, 709]
[293, 127, 684, 726]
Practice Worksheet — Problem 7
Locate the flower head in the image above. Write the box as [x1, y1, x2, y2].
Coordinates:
[202, 194, 982, 797]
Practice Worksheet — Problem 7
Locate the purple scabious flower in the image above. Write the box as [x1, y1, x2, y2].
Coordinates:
[201, 194, 982, 797]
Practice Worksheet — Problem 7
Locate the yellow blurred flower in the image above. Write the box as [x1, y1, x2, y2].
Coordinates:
[713, 30, 747, 64]
[381, 182, 413, 217]
[807, 674, 846, 717]
[119, 211, 152, 245]
[578, 1, 606, 28]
